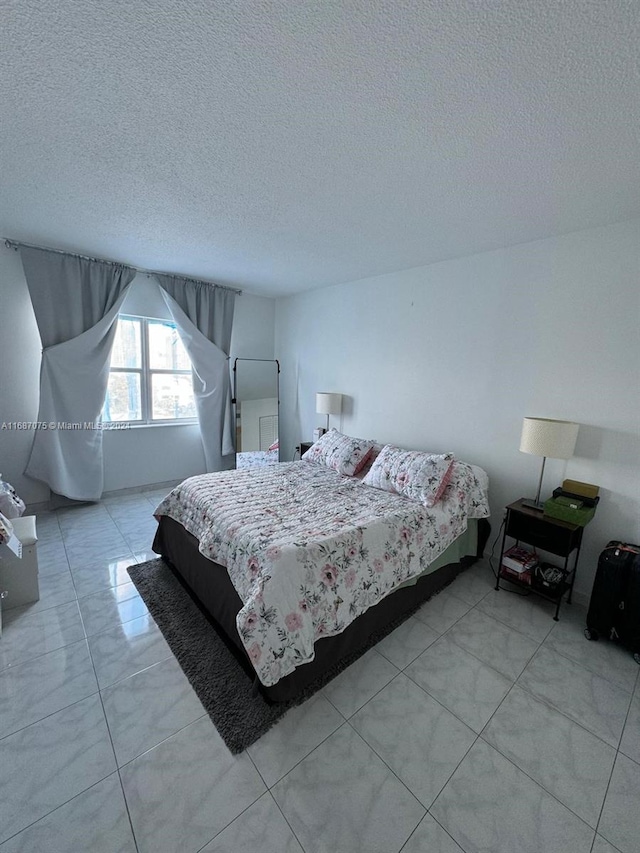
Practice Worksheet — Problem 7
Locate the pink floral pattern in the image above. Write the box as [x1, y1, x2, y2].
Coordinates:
[236, 448, 279, 469]
[301, 429, 375, 476]
[363, 445, 455, 507]
[155, 460, 489, 687]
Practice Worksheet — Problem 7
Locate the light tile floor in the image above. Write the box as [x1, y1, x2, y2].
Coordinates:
[1, 491, 639, 853]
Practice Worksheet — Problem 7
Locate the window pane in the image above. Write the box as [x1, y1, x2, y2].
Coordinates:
[148, 321, 191, 370]
[151, 373, 197, 420]
[110, 318, 142, 369]
[103, 373, 141, 422]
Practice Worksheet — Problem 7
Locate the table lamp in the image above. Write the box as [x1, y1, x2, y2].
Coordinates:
[316, 392, 342, 434]
[519, 417, 579, 510]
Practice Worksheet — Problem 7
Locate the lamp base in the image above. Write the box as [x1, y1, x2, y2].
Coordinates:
[521, 498, 545, 512]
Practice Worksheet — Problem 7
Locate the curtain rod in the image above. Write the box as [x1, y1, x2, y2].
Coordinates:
[3, 238, 242, 295]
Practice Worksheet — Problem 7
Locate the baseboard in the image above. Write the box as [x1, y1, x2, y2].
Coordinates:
[569, 589, 589, 608]
[25, 479, 182, 515]
[101, 480, 182, 500]
[24, 500, 51, 515]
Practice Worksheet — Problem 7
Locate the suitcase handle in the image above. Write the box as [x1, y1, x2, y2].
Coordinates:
[606, 545, 640, 557]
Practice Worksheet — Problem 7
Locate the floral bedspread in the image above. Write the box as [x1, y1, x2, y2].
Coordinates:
[236, 449, 280, 469]
[154, 460, 489, 687]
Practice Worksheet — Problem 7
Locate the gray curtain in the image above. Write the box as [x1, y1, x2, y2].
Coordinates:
[19, 247, 135, 500]
[155, 275, 236, 471]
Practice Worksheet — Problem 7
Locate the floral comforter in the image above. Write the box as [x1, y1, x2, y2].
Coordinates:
[236, 449, 280, 469]
[154, 460, 489, 687]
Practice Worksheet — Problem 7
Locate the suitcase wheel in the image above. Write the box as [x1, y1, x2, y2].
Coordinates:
[584, 627, 599, 641]
[634, 652, 640, 666]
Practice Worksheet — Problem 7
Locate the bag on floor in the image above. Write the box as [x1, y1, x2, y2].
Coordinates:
[585, 541, 640, 664]
[0, 511, 21, 556]
[0, 475, 25, 519]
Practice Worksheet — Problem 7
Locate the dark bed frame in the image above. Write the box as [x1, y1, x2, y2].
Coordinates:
[153, 515, 490, 703]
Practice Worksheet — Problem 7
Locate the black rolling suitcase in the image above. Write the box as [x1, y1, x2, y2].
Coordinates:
[584, 541, 640, 664]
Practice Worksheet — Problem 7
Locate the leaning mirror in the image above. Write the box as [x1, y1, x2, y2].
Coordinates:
[233, 358, 280, 468]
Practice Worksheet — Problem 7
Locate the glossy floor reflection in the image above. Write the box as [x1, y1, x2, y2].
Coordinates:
[0, 491, 639, 853]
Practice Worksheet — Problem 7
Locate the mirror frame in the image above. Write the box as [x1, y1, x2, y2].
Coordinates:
[232, 357, 280, 466]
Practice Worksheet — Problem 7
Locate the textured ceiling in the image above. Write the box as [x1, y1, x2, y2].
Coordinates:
[1, 1, 639, 296]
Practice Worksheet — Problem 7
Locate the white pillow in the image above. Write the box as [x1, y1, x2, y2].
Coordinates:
[301, 429, 376, 476]
[362, 444, 455, 507]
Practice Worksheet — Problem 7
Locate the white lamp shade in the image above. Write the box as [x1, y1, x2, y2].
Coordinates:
[519, 417, 579, 459]
[316, 392, 342, 416]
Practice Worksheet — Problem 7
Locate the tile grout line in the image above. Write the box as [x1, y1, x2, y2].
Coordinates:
[190, 788, 307, 853]
[344, 716, 428, 815]
[325, 651, 403, 720]
[79, 590, 141, 853]
[242, 718, 361, 852]
[79, 599, 152, 644]
[0, 599, 85, 676]
[73, 510, 179, 853]
[427, 672, 599, 847]
[314, 654, 484, 823]
[541, 629, 640, 694]
[403, 629, 616, 838]
[401, 659, 496, 737]
[265, 790, 308, 853]
[0, 771, 125, 849]
[346, 675, 481, 818]
[590, 666, 640, 852]
[0, 572, 155, 678]
[0, 640, 99, 744]
[6, 503, 636, 852]
[420, 573, 555, 663]
[251, 707, 349, 792]
[513, 653, 633, 752]
[56, 505, 137, 596]
[0, 540, 119, 842]
[0, 495, 165, 850]
[477, 727, 601, 834]
[93, 648, 176, 694]
[440, 614, 541, 683]
[472, 596, 556, 645]
[114, 712, 209, 773]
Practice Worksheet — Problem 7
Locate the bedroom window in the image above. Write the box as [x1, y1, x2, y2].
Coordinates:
[102, 315, 197, 424]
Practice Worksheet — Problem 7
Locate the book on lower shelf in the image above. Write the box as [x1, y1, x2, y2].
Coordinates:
[501, 564, 533, 585]
[501, 545, 538, 574]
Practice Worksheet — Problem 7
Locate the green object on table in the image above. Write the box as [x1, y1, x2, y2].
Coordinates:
[543, 497, 596, 526]
[554, 494, 583, 509]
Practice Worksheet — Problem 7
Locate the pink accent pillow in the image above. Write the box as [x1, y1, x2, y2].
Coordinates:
[362, 444, 455, 507]
[352, 442, 384, 479]
[301, 429, 376, 476]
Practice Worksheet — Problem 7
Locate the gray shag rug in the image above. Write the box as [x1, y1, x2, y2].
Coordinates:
[127, 558, 429, 753]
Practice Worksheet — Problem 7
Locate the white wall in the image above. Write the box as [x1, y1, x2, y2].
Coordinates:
[275, 218, 640, 601]
[230, 292, 275, 361]
[0, 249, 276, 500]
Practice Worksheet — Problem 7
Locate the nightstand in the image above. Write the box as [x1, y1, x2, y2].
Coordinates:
[495, 499, 584, 621]
[300, 442, 313, 456]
